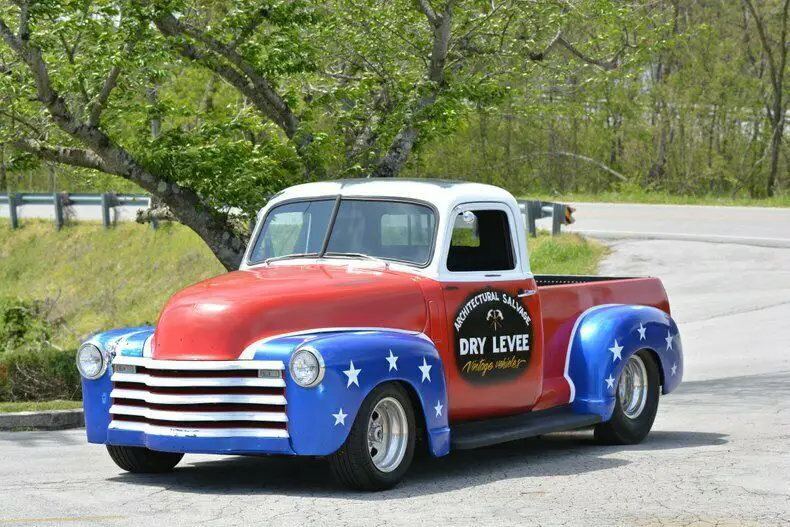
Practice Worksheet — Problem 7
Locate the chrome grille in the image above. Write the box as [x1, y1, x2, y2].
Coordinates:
[108, 357, 288, 438]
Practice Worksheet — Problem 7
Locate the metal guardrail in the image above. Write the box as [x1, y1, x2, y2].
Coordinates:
[0, 192, 151, 229]
[517, 200, 575, 236]
[0, 192, 574, 236]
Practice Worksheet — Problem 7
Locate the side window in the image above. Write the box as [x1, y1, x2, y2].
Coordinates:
[447, 210, 515, 272]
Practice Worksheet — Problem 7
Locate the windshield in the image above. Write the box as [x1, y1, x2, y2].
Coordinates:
[249, 198, 436, 266]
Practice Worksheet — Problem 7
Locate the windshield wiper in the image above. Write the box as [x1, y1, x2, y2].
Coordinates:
[323, 252, 390, 267]
[264, 253, 317, 265]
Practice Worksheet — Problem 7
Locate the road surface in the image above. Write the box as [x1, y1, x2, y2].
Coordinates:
[566, 201, 790, 248]
[0, 204, 789, 526]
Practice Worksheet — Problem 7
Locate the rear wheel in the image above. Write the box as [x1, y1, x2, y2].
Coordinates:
[106, 445, 183, 473]
[329, 383, 416, 491]
[594, 350, 660, 445]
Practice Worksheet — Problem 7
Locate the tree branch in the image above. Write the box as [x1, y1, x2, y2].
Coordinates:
[10, 138, 111, 172]
[88, 33, 141, 127]
[742, 0, 779, 92]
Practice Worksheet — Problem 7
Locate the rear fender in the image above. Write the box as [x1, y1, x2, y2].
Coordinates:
[567, 304, 683, 421]
[249, 330, 450, 457]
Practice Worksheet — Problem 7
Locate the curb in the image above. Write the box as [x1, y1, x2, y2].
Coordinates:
[0, 409, 84, 431]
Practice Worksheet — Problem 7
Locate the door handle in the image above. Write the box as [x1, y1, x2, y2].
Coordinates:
[518, 289, 537, 298]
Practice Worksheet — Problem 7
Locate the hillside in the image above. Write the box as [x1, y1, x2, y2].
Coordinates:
[0, 221, 605, 348]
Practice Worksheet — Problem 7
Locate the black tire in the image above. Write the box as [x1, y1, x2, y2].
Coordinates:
[594, 349, 660, 445]
[329, 383, 416, 491]
[106, 445, 184, 473]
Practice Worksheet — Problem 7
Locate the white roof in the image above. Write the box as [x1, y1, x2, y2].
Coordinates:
[268, 178, 518, 211]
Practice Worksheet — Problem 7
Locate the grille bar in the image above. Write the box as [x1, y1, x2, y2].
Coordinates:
[110, 404, 288, 423]
[110, 388, 287, 406]
[108, 420, 289, 438]
[110, 372, 285, 388]
[112, 357, 284, 371]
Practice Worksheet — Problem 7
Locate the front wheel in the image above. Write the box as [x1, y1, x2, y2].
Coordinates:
[595, 350, 660, 445]
[329, 383, 416, 491]
[106, 445, 184, 473]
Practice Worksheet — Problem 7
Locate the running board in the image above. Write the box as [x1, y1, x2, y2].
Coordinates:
[451, 406, 601, 450]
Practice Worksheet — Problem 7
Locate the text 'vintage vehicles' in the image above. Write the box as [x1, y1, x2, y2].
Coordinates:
[78, 179, 683, 490]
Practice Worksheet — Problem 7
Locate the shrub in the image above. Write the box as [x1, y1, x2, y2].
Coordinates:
[0, 297, 53, 353]
[0, 347, 81, 402]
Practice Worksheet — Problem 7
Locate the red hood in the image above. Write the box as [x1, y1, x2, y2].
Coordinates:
[152, 264, 428, 360]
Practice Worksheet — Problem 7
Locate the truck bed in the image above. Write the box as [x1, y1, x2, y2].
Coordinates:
[532, 275, 671, 411]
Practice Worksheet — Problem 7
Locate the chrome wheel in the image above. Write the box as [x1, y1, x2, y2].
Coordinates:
[618, 354, 649, 419]
[367, 396, 409, 473]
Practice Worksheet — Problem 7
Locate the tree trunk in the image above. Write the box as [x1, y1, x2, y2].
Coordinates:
[0, 144, 6, 193]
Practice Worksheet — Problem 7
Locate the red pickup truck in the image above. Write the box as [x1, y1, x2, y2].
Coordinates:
[78, 179, 683, 490]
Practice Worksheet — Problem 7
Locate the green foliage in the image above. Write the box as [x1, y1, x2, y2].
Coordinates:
[0, 298, 53, 353]
[0, 347, 82, 402]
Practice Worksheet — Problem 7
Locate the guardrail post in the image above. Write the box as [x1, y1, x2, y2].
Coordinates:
[9, 193, 18, 229]
[100, 193, 111, 228]
[526, 201, 538, 238]
[54, 192, 64, 230]
[552, 203, 563, 236]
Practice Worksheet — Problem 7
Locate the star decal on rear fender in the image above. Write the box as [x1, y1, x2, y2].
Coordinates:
[418, 357, 432, 383]
[605, 374, 616, 390]
[609, 340, 624, 362]
[665, 331, 674, 350]
[385, 350, 399, 372]
[343, 361, 361, 388]
[332, 408, 347, 426]
[637, 322, 647, 341]
[671, 362, 678, 376]
[434, 400, 443, 417]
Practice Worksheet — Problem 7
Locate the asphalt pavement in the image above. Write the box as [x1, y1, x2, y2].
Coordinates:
[0, 203, 788, 526]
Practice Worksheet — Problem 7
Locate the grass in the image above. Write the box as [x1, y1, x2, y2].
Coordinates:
[0, 221, 605, 348]
[525, 189, 790, 208]
[528, 232, 608, 275]
[0, 400, 83, 413]
[0, 220, 224, 348]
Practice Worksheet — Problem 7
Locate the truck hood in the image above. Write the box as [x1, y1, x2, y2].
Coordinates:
[152, 263, 428, 360]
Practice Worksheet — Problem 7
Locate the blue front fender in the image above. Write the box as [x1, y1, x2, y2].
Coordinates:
[250, 330, 451, 458]
[568, 304, 683, 421]
[81, 326, 154, 444]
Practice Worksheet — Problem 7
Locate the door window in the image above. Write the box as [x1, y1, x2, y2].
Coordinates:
[447, 210, 515, 272]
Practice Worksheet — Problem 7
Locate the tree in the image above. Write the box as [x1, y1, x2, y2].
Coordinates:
[0, 0, 649, 269]
[741, 0, 790, 197]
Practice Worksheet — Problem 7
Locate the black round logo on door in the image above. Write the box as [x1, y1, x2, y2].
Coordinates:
[453, 288, 533, 384]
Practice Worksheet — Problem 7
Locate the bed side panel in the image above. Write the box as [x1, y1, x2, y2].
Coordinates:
[533, 277, 670, 410]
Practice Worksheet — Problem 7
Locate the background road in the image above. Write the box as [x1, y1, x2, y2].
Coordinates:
[1, 204, 789, 526]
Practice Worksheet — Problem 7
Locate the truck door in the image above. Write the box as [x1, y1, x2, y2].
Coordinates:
[440, 204, 544, 422]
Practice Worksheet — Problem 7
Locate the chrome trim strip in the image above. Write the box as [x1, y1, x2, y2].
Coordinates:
[110, 405, 288, 423]
[110, 389, 287, 406]
[563, 303, 620, 403]
[240, 327, 430, 359]
[108, 421, 289, 438]
[110, 372, 285, 388]
[112, 357, 285, 371]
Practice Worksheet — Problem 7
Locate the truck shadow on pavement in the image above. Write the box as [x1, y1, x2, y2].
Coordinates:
[107, 429, 727, 498]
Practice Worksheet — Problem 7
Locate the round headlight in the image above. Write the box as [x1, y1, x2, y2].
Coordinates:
[76, 343, 106, 380]
[289, 347, 324, 388]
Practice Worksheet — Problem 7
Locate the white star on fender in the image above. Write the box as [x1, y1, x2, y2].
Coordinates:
[605, 374, 616, 390]
[637, 322, 647, 341]
[434, 400, 443, 417]
[385, 350, 399, 371]
[418, 358, 432, 382]
[343, 361, 361, 388]
[332, 408, 347, 426]
[671, 362, 678, 376]
[609, 340, 624, 362]
[665, 331, 674, 350]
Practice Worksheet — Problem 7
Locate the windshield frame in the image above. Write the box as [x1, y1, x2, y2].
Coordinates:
[247, 195, 440, 268]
